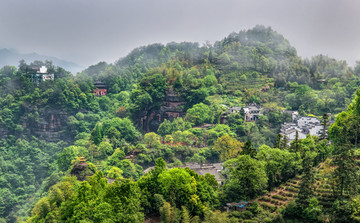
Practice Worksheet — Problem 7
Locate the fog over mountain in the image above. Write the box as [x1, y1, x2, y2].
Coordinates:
[0, 0, 359, 68]
[0, 48, 83, 73]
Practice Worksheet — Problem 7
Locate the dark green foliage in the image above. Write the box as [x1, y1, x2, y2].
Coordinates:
[297, 152, 315, 209]
[28, 172, 144, 223]
[185, 103, 213, 126]
[256, 145, 301, 189]
[157, 117, 192, 136]
[223, 155, 268, 201]
[1, 26, 360, 222]
[261, 203, 277, 212]
[241, 140, 257, 158]
[329, 89, 360, 197]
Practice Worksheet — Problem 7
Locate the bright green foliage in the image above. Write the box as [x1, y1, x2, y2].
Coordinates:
[158, 168, 201, 214]
[106, 166, 123, 180]
[303, 197, 323, 222]
[28, 172, 144, 223]
[98, 139, 113, 157]
[101, 117, 141, 143]
[159, 202, 180, 223]
[223, 155, 268, 201]
[206, 124, 236, 146]
[57, 146, 78, 172]
[106, 158, 143, 180]
[213, 134, 243, 161]
[256, 145, 301, 188]
[139, 159, 218, 218]
[2, 25, 360, 222]
[204, 210, 234, 223]
[137, 158, 167, 215]
[157, 118, 192, 136]
[186, 103, 213, 126]
[297, 152, 316, 209]
[144, 132, 161, 148]
[91, 122, 103, 145]
[106, 148, 126, 166]
[329, 89, 360, 197]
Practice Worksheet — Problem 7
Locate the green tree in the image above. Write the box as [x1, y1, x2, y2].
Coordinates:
[107, 166, 124, 180]
[213, 135, 243, 161]
[185, 103, 213, 126]
[297, 151, 315, 209]
[332, 143, 359, 197]
[321, 113, 329, 139]
[223, 155, 267, 200]
[57, 146, 77, 172]
[158, 168, 199, 211]
[256, 145, 301, 189]
[241, 140, 256, 158]
[92, 122, 103, 145]
[98, 139, 113, 157]
[303, 197, 323, 222]
[144, 132, 161, 148]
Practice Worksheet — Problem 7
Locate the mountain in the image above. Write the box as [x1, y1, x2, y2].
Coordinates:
[0, 48, 83, 73]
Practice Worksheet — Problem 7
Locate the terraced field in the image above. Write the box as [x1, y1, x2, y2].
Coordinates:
[253, 161, 339, 213]
[255, 178, 301, 213]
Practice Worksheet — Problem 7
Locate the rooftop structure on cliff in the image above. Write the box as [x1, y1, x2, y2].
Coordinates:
[31, 66, 54, 85]
[93, 81, 107, 96]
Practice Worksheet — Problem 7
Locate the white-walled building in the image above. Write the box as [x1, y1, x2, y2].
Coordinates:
[243, 103, 262, 122]
[280, 116, 325, 143]
[31, 66, 54, 85]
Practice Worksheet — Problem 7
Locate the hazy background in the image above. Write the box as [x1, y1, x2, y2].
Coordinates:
[0, 0, 359, 71]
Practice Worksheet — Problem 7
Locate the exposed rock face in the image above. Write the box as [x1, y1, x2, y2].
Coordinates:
[0, 106, 72, 142]
[21, 107, 72, 142]
[139, 89, 186, 132]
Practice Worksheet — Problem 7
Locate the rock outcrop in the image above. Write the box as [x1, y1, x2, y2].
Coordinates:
[139, 89, 186, 132]
[21, 106, 73, 142]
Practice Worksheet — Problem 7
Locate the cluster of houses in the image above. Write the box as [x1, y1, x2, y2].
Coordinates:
[280, 112, 330, 143]
[221, 103, 330, 144]
[221, 103, 263, 122]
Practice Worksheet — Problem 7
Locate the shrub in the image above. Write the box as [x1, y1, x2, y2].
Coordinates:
[286, 186, 299, 192]
[260, 197, 271, 202]
[272, 194, 287, 201]
[262, 203, 277, 212]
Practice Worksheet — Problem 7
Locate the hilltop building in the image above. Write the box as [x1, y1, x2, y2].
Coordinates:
[93, 81, 107, 96]
[31, 66, 54, 85]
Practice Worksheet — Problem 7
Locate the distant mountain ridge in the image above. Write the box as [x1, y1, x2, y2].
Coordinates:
[0, 48, 83, 73]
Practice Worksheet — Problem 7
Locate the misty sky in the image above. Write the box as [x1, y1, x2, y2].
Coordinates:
[1, 0, 360, 68]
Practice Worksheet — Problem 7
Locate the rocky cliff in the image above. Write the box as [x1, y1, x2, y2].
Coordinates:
[139, 89, 186, 132]
[21, 106, 73, 142]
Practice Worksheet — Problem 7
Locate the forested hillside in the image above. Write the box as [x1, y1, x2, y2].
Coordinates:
[0, 25, 360, 222]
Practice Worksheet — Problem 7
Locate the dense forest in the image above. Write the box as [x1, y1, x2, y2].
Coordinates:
[1, 25, 360, 222]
